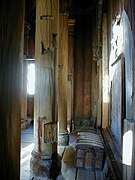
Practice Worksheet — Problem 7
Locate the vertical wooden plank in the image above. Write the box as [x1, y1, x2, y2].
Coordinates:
[58, 10, 68, 133]
[74, 16, 83, 123]
[67, 19, 75, 132]
[102, 13, 109, 128]
[74, 14, 93, 129]
[111, 60, 122, 147]
[91, 51, 97, 121]
[83, 16, 92, 119]
[97, 60, 102, 128]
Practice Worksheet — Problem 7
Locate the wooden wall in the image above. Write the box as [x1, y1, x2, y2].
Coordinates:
[124, 0, 135, 121]
[123, 1, 135, 179]
[0, 0, 24, 178]
[106, 0, 135, 179]
[111, 59, 122, 147]
[107, 0, 122, 146]
[74, 15, 92, 125]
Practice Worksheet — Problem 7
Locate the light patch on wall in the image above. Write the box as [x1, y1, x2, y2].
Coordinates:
[27, 63, 35, 95]
[103, 75, 109, 103]
[21, 143, 34, 165]
[109, 62, 118, 82]
[109, 12, 123, 83]
[123, 130, 133, 166]
[110, 13, 123, 65]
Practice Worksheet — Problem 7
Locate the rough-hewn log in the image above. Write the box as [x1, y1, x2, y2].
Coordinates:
[0, 0, 25, 178]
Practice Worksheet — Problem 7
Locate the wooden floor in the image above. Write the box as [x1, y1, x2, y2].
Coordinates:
[57, 168, 104, 180]
[76, 169, 104, 180]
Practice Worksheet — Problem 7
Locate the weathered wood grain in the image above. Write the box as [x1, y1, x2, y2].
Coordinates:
[67, 19, 75, 131]
[34, 0, 58, 153]
[58, 11, 68, 132]
[0, 0, 25, 178]
[74, 15, 93, 125]
[102, 13, 109, 128]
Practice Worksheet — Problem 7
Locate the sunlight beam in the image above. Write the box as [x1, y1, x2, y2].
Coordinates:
[123, 130, 133, 166]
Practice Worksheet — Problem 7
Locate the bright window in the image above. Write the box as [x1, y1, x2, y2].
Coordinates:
[27, 62, 35, 95]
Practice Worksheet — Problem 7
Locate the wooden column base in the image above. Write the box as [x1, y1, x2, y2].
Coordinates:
[30, 150, 61, 179]
[58, 130, 69, 146]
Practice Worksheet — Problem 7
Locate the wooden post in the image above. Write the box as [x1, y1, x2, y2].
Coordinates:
[0, 0, 24, 178]
[58, 0, 70, 146]
[30, 0, 60, 179]
[102, 13, 109, 128]
[67, 19, 75, 132]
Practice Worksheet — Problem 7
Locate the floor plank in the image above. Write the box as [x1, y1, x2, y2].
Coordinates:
[76, 169, 95, 180]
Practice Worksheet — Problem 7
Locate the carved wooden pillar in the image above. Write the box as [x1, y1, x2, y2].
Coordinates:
[67, 19, 75, 132]
[30, 0, 60, 179]
[58, 0, 70, 146]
